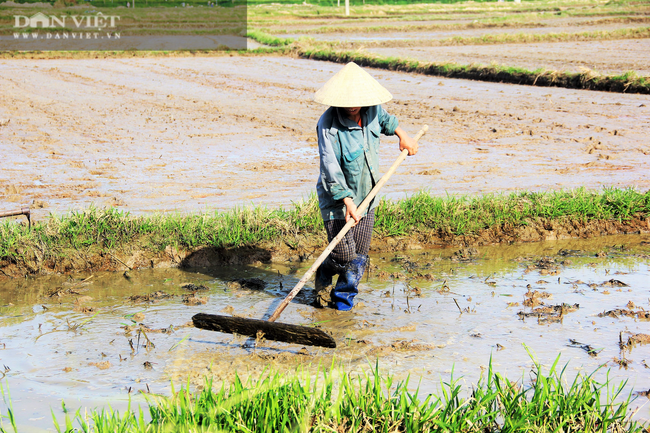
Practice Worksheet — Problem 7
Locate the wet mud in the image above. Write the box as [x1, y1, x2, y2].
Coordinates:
[1, 56, 649, 218]
[1, 234, 649, 428]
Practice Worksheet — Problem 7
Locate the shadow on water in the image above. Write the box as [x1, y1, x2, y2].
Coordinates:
[180, 245, 322, 313]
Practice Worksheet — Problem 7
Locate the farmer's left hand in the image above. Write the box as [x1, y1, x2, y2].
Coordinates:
[395, 126, 418, 156]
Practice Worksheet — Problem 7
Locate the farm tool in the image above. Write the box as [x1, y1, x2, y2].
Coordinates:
[0, 207, 31, 228]
[193, 125, 428, 348]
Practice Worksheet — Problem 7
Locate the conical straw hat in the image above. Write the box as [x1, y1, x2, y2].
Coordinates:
[314, 62, 392, 107]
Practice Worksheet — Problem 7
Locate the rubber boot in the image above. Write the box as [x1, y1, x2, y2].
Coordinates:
[312, 257, 346, 308]
[331, 254, 368, 311]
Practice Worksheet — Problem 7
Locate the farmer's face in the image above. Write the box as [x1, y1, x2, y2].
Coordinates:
[343, 107, 362, 118]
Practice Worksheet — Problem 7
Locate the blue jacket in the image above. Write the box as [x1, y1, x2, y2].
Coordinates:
[316, 105, 399, 221]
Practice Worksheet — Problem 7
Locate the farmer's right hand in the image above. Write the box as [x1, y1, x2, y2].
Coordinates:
[343, 197, 361, 226]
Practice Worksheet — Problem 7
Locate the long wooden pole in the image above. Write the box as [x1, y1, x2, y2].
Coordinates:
[0, 207, 31, 228]
[267, 125, 428, 322]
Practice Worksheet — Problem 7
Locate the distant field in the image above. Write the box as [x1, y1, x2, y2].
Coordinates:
[2, 0, 648, 91]
[246, 0, 649, 92]
[1, 0, 517, 7]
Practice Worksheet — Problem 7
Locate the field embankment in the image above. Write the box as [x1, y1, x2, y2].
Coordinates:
[1, 189, 648, 278]
[294, 41, 650, 94]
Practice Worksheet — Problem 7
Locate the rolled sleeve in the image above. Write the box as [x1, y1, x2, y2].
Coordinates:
[318, 125, 353, 202]
[378, 105, 399, 136]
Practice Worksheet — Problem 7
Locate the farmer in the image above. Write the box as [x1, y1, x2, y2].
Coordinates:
[313, 62, 418, 311]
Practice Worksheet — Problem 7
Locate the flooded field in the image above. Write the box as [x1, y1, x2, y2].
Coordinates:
[1, 234, 649, 429]
[1, 0, 649, 428]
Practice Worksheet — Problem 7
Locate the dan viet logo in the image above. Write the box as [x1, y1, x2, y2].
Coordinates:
[13, 12, 121, 40]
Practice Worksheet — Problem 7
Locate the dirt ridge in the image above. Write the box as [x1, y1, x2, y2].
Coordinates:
[1, 216, 647, 279]
[299, 49, 650, 94]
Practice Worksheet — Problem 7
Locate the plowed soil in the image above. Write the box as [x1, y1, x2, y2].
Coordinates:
[1, 56, 648, 217]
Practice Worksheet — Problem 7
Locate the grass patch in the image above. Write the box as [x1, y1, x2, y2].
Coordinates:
[297, 40, 650, 94]
[437, 25, 650, 46]
[1, 188, 648, 269]
[263, 16, 650, 35]
[304, 25, 650, 48]
[27, 354, 647, 432]
[374, 188, 650, 236]
[247, 29, 294, 46]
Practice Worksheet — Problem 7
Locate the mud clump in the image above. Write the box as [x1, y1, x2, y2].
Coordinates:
[181, 283, 209, 291]
[367, 339, 435, 356]
[518, 283, 576, 322]
[220, 305, 235, 315]
[390, 340, 434, 350]
[518, 303, 579, 323]
[182, 293, 208, 305]
[536, 257, 556, 270]
[227, 278, 267, 290]
[47, 287, 84, 298]
[122, 322, 191, 335]
[600, 279, 629, 287]
[73, 295, 95, 313]
[621, 333, 650, 350]
[412, 273, 438, 281]
[418, 169, 441, 176]
[451, 247, 479, 262]
[612, 357, 631, 369]
[89, 361, 111, 370]
[253, 349, 311, 362]
[129, 291, 174, 303]
[599, 307, 650, 320]
[522, 289, 552, 307]
[374, 271, 408, 280]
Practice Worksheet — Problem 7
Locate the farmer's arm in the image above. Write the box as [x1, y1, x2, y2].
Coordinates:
[317, 124, 360, 224]
[377, 106, 418, 156]
[395, 126, 418, 156]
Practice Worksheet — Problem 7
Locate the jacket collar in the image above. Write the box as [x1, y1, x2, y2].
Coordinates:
[336, 107, 365, 130]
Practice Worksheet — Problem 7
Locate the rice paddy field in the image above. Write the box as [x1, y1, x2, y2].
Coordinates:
[1, 0, 650, 430]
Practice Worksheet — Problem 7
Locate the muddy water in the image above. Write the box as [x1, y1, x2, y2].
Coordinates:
[1, 234, 649, 429]
[1, 56, 649, 218]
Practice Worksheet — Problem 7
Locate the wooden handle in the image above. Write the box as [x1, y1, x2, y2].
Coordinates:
[0, 207, 30, 218]
[268, 125, 428, 322]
